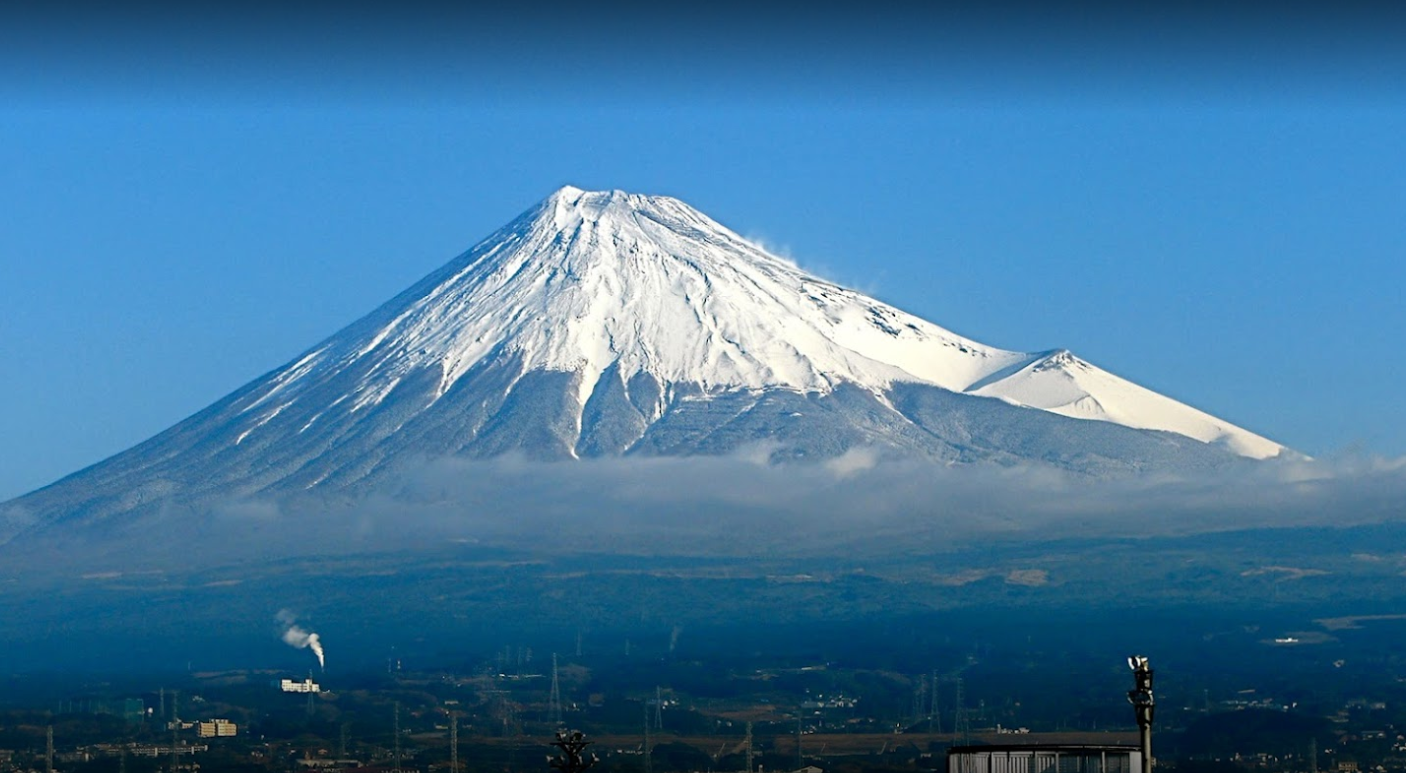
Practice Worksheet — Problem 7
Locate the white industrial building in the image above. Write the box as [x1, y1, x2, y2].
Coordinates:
[949, 744, 1142, 773]
[279, 678, 321, 693]
[198, 719, 238, 737]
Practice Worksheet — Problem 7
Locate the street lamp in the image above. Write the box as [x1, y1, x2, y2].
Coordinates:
[1127, 656, 1154, 773]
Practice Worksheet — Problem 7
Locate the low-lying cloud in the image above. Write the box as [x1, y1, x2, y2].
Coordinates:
[12, 445, 1406, 574]
[185, 446, 1406, 562]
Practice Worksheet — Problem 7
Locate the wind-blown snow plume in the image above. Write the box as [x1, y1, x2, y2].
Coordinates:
[276, 609, 325, 670]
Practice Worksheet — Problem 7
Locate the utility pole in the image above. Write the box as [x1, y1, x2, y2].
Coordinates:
[1127, 656, 1155, 773]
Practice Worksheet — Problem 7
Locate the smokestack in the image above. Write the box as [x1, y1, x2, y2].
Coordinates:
[277, 610, 326, 670]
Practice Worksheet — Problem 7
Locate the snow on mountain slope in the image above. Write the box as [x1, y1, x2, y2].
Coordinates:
[969, 349, 1282, 458]
[275, 185, 1032, 418]
[0, 186, 1289, 546]
[259, 185, 1275, 458]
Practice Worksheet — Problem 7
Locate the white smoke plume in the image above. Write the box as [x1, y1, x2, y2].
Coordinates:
[276, 609, 325, 670]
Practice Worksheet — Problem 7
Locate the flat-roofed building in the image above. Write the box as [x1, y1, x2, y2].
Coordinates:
[279, 678, 321, 693]
[198, 719, 237, 737]
[949, 744, 1142, 773]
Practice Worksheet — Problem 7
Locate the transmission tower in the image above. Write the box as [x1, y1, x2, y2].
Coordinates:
[744, 721, 754, 773]
[930, 670, 940, 733]
[393, 702, 402, 773]
[450, 713, 459, 773]
[643, 702, 653, 773]
[796, 716, 804, 770]
[953, 677, 970, 745]
[170, 692, 179, 773]
[549, 653, 564, 724]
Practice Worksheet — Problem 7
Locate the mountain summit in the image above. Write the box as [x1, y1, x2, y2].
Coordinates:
[2, 186, 1282, 544]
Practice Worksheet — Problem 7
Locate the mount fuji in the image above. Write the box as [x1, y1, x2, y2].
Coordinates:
[1, 186, 1284, 547]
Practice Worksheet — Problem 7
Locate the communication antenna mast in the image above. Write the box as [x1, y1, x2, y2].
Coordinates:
[339, 723, 349, 759]
[549, 654, 564, 724]
[744, 721, 754, 773]
[549, 729, 599, 773]
[1127, 656, 1155, 773]
[46, 726, 54, 773]
[653, 686, 663, 730]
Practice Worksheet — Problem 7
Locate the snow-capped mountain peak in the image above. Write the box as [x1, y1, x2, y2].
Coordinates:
[0, 186, 1288, 547]
[287, 185, 1040, 415]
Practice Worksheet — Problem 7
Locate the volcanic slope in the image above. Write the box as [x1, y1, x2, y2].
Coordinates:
[1, 186, 1283, 543]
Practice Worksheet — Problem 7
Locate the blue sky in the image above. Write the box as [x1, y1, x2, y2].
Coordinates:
[3, 4, 1405, 500]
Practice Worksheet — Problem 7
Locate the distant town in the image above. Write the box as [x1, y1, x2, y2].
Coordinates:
[3, 644, 1405, 773]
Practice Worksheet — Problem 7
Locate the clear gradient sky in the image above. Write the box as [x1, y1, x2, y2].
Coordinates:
[3, 3, 1405, 500]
